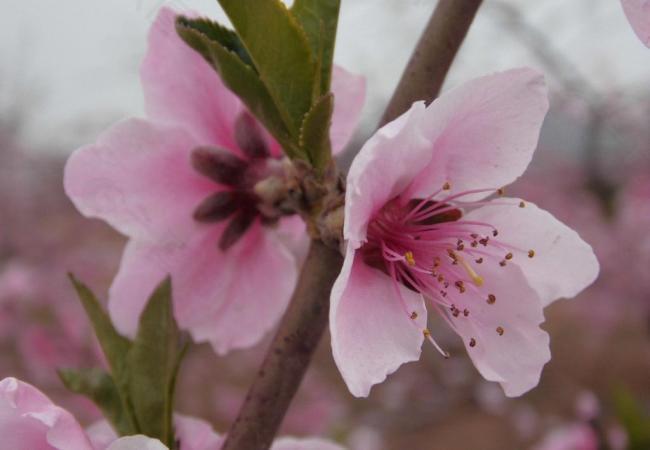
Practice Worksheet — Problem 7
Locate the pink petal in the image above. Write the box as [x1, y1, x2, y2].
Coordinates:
[344, 102, 430, 248]
[173, 414, 223, 450]
[330, 247, 427, 397]
[330, 66, 366, 154]
[142, 7, 242, 149]
[0, 377, 93, 450]
[406, 68, 549, 201]
[447, 263, 550, 397]
[621, 0, 650, 47]
[64, 119, 210, 243]
[109, 224, 296, 354]
[86, 420, 117, 450]
[105, 436, 168, 450]
[465, 198, 599, 306]
[272, 436, 345, 450]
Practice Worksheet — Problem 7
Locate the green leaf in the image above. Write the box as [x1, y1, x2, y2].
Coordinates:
[126, 277, 182, 448]
[58, 368, 133, 435]
[217, 0, 317, 134]
[300, 93, 334, 170]
[614, 389, 650, 450]
[292, 0, 341, 95]
[68, 274, 131, 380]
[176, 17, 301, 159]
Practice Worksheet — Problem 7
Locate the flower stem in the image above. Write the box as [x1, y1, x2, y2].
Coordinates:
[221, 2, 482, 449]
[221, 241, 343, 450]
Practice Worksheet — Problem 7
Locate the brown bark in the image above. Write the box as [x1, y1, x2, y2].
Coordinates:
[380, 0, 483, 126]
[222, 1, 483, 448]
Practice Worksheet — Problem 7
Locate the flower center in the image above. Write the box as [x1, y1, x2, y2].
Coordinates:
[360, 183, 535, 356]
[190, 111, 294, 250]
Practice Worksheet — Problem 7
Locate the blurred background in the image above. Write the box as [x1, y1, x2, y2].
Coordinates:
[1, 1, 649, 449]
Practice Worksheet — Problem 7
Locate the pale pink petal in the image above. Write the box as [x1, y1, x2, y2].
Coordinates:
[142, 7, 242, 149]
[86, 420, 118, 450]
[344, 102, 430, 248]
[272, 436, 345, 450]
[465, 198, 599, 307]
[330, 247, 427, 397]
[109, 224, 296, 354]
[64, 119, 210, 243]
[173, 414, 223, 450]
[621, 0, 650, 47]
[446, 263, 550, 397]
[406, 68, 548, 201]
[330, 66, 366, 154]
[0, 377, 93, 450]
[532, 424, 598, 450]
[105, 436, 168, 450]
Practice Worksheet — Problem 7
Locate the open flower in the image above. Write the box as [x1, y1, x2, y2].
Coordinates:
[621, 0, 650, 47]
[0, 377, 343, 450]
[330, 68, 599, 397]
[64, 8, 365, 354]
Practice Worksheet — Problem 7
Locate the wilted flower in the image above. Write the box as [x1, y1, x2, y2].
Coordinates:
[330, 69, 599, 397]
[64, 8, 365, 354]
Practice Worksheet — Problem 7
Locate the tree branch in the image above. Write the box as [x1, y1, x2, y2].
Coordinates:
[380, 0, 483, 126]
[222, 2, 482, 448]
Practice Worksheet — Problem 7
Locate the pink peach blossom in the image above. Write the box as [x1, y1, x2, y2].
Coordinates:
[331, 68, 599, 397]
[64, 8, 365, 354]
[1, 377, 344, 450]
[531, 424, 598, 450]
[621, 0, 650, 47]
[0, 377, 161, 450]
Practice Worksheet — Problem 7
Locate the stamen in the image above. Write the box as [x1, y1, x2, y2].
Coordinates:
[442, 182, 451, 191]
[499, 260, 507, 267]
[423, 328, 450, 358]
[496, 326, 504, 336]
[487, 294, 496, 304]
[519, 201, 526, 208]
[528, 249, 535, 258]
[410, 311, 418, 320]
[456, 254, 484, 287]
[404, 251, 416, 266]
[454, 280, 466, 293]
[463, 308, 470, 317]
[469, 338, 477, 348]
[505, 252, 513, 260]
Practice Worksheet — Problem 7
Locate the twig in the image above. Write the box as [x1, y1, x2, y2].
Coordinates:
[380, 0, 483, 126]
[222, 2, 483, 448]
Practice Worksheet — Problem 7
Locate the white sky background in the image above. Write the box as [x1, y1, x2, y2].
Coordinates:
[0, 0, 648, 153]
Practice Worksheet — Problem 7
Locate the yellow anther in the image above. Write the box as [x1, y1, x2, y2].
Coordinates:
[456, 254, 484, 287]
[404, 251, 416, 266]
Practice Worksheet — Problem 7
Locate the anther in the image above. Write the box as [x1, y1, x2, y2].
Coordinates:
[410, 311, 418, 320]
[497, 188, 505, 196]
[479, 237, 489, 246]
[404, 251, 416, 266]
[433, 257, 441, 268]
[499, 260, 507, 267]
[471, 241, 478, 248]
[455, 281, 466, 293]
[492, 229, 499, 237]
[496, 326, 504, 336]
[475, 258, 484, 264]
[470, 233, 479, 239]
[442, 182, 451, 190]
[528, 249, 535, 258]
[519, 201, 526, 208]
[463, 308, 470, 317]
[487, 294, 496, 304]
[469, 338, 477, 348]
[505, 252, 513, 260]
